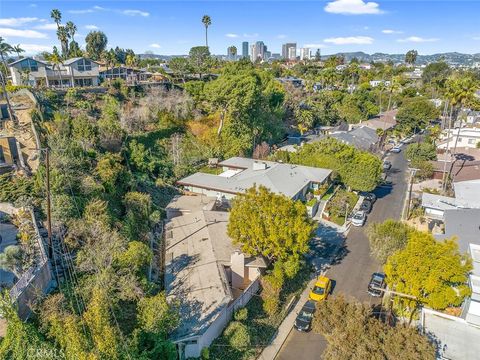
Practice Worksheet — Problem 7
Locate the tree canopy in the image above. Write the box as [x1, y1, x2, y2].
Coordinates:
[312, 295, 435, 360]
[227, 186, 315, 268]
[367, 219, 414, 264]
[396, 97, 440, 135]
[384, 231, 472, 311]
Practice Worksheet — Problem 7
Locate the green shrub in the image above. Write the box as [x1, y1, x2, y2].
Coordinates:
[224, 321, 250, 350]
[234, 307, 248, 322]
[262, 297, 279, 316]
[200, 347, 210, 359]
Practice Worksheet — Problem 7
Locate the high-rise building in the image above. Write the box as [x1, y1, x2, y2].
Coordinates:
[242, 41, 249, 58]
[251, 41, 266, 62]
[282, 43, 297, 60]
[227, 46, 237, 60]
[300, 48, 311, 60]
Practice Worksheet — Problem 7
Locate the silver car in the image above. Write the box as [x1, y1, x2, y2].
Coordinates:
[351, 210, 366, 227]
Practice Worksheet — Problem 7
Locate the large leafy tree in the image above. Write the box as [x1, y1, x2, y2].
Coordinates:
[228, 186, 315, 267]
[405, 49, 418, 65]
[188, 46, 210, 79]
[85, 31, 108, 60]
[312, 295, 435, 360]
[396, 97, 440, 135]
[367, 219, 413, 264]
[384, 231, 472, 311]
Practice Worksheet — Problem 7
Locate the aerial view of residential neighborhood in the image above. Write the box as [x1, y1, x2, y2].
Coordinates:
[1, 0, 480, 359]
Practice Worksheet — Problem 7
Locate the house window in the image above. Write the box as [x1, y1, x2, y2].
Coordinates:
[74, 78, 93, 87]
[468, 139, 476, 145]
[77, 59, 92, 72]
[458, 137, 462, 143]
[20, 59, 38, 72]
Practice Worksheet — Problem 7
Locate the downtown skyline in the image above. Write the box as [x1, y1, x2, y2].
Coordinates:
[1, 0, 480, 56]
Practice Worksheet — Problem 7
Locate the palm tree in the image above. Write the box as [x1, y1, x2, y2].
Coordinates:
[0, 37, 17, 126]
[102, 50, 117, 81]
[445, 76, 477, 155]
[56, 26, 69, 58]
[202, 15, 212, 48]
[47, 48, 64, 88]
[12, 44, 25, 59]
[66, 21, 77, 42]
[50, 9, 62, 28]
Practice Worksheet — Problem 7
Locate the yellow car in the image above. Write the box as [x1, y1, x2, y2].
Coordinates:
[309, 275, 331, 301]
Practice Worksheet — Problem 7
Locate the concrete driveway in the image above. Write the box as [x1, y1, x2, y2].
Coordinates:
[277, 148, 410, 360]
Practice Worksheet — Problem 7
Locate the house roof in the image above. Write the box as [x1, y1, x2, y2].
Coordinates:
[436, 208, 480, 253]
[62, 57, 99, 65]
[330, 126, 379, 150]
[178, 157, 332, 199]
[421, 192, 458, 211]
[454, 180, 480, 208]
[8, 57, 49, 66]
[165, 209, 234, 341]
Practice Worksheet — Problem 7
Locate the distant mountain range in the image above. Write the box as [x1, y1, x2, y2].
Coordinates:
[139, 51, 480, 66]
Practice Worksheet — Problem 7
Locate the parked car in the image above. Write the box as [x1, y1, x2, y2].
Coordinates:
[368, 273, 386, 297]
[360, 192, 377, 204]
[294, 300, 316, 332]
[351, 210, 366, 227]
[382, 160, 392, 170]
[309, 275, 331, 302]
[390, 146, 402, 153]
[360, 200, 373, 213]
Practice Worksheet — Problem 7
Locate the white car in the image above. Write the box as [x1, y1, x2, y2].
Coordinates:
[390, 146, 402, 153]
[351, 210, 366, 227]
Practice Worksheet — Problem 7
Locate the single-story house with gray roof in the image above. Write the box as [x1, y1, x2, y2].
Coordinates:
[177, 157, 332, 201]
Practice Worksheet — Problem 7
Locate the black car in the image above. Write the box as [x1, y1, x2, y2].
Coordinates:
[294, 300, 316, 332]
[359, 200, 373, 213]
[368, 273, 386, 297]
[360, 192, 377, 204]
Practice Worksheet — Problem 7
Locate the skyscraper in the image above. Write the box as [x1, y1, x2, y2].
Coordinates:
[300, 48, 311, 60]
[251, 41, 265, 62]
[227, 46, 237, 60]
[242, 41, 249, 58]
[282, 43, 297, 60]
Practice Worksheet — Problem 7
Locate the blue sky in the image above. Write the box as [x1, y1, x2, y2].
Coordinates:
[1, 0, 480, 55]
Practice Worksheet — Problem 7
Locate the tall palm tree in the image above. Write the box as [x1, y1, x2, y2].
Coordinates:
[12, 44, 25, 59]
[0, 37, 17, 126]
[445, 76, 477, 155]
[66, 21, 77, 42]
[56, 26, 69, 58]
[50, 9, 62, 28]
[202, 15, 212, 48]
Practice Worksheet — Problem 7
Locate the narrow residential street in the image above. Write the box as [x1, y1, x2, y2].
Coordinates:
[276, 148, 410, 360]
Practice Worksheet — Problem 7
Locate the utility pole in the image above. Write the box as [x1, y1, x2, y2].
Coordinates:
[45, 148, 53, 260]
[406, 168, 418, 219]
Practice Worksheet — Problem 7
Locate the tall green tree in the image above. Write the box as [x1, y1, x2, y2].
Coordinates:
[405, 49, 418, 65]
[56, 26, 69, 58]
[396, 97, 439, 135]
[85, 31, 108, 60]
[188, 46, 210, 79]
[228, 186, 315, 270]
[312, 295, 435, 360]
[50, 8, 62, 28]
[367, 219, 413, 264]
[384, 231, 472, 312]
[11, 44, 24, 58]
[201, 15, 212, 48]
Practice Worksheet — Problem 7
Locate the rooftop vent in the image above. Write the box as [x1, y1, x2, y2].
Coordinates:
[253, 161, 268, 171]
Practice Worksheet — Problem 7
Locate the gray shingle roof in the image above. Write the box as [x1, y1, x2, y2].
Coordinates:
[178, 157, 331, 199]
[436, 208, 480, 253]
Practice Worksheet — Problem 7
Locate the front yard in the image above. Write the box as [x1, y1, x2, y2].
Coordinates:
[323, 188, 359, 226]
[208, 265, 310, 360]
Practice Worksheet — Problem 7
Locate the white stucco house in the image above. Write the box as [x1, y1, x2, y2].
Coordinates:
[438, 128, 480, 150]
[177, 157, 332, 202]
[164, 195, 266, 359]
[8, 57, 100, 88]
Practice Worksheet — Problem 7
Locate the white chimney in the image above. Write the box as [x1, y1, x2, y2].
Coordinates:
[252, 161, 267, 171]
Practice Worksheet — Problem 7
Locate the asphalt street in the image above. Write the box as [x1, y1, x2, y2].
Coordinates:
[276, 147, 410, 360]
